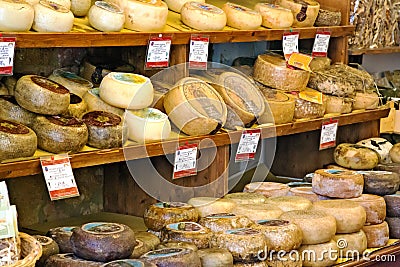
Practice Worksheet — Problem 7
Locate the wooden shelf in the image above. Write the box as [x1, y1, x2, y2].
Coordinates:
[0, 108, 389, 179]
[349, 46, 400, 56]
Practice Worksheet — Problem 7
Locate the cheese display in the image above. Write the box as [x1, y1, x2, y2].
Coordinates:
[124, 0, 168, 32]
[313, 200, 367, 234]
[163, 77, 227, 136]
[165, 0, 203, 13]
[298, 240, 339, 267]
[312, 169, 364, 198]
[198, 213, 253, 233]
[264, 196, 313, 212]
[390, 143, 400, 163]
[253, 54, 310, 92]
[294, 92, 326, 119]
[276, 0, 320, 27]
[0, 95, 37, 127]
[156, 241, 198, 252]
[0, 120, 37, 162]
[125, 108, 171, 143]
[325, 95, 353, 114]
[181, 2, 227, 31]
[243, 182, 290, 198]
[0, 0, 34, 32]
[288, 186, 328, 202]
[334, 144, 380, 170]
[383, 192, 400, 217]
[197, 248, 233, 267]
[33, 235, 60, 266]
[32, 115, 88, 154]
[223, 192, 267, 205]
[99, 72, 154, 109]
[71, 0, 91, 17]
[309, 57, 332, 72]
[163, 222, 212, 249]
[47, 226, 77, 253]
[82, 111, 126, 149]
[88, 1, 125, 32]
[280, 210, 336, 245]
[314, 7, 342, 26]
[63, 93, 87, 118]
[102, 259, 157, 267]
[347, 194, 387, 225]
[150, 81, 170, 112]
[83, 88, 124, 117]
[254, 3, 293, 29]
[44, 253, 103, 267]
[32, 1, 74, 32]
[48, 69, 93, 98]
[141, 248, 201, 267]
[15, 75, 70, 115]
[222, 2, 262, 30]
[386, 217, 400, 238]
[353, 92, 380, 110]
[133, 231, 160, 254]
[143, 202, 199, 232]
[362, 221, 389, 248]
[187, 197, 237, 217]
[258, 89, 295, 125]
[232, 204, 283, 221]
[333, 230, 368, 256]
[356, 137, 393, 164]
[361, 171, 400, 196]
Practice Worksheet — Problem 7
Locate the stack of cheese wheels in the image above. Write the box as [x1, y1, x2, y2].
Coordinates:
[83, 88, 124, 117]
[258, 89, 295, 125]
[32, 1, 74, 32]
[0, 95, 37, 127]
[243, 182, 290, 197]
[124, 0, 168, 32]
[390, 143, 400, 163]
[47, 226, 78, 253]
[88, 1, 125, 32]
[384, 192, 400, 238]
[199, 213, 253, 233]
[187, 197, 237, 217]
[48, 69, 93, 98]
[63, 93, 87, 118]
[163, 222, 212, 249]
[164, 0, 204, 13]
[253, 54, 310, 92]
[163, 77, 227, 136]
[276, 0, 320, 27]
[254, 3, 293, 29]
[0, 0, 34, 31]
[197, 248, 234, 267]
[353, 92, 380, 110]
[264, 196, 313, 212]
[360, 171, 400, 196]
[325, 95, 353, 114]
[181, 2, 227, 31]
[334, 144, 380, 170]
[141, 248, 201, 266]
[357, 137, 393, 164]
[223, 192, 267, 205]
[222, 2, 262, 30]
[231, 203, 283, 221]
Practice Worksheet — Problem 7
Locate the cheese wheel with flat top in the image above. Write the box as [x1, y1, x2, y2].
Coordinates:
[33, 1, 74, 32]
[276, 0, 320, 27]
[360, 171, 400, 196]
[362, 221, 389, 248]
[187, 197, 236, 217]
[231, 203, 283, 221]
[254, 3, 293, 29]
[88, 1, 125, 32]
[384, 191, 400, 217]
[386, 217, 400, 238]
[0, 95, 37, 127]
[264, 196, 313, 212]
[124, 0, 168, 32]
[199, 213, 253, 233]
[333, 230, 367, 257]
[243, 182, 290, 197]
[222, 2, 262, 30]
[181, 2, 227, 31]
[347, 194, 386, 225]
[0, 0, 34, 32]
[164, 222, 212, 249]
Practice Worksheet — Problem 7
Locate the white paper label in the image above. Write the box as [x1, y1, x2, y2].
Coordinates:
[173, 144, 198, 179]
[146, 36, 172, 68]
[0, 37, 15, 75]
[312, 32, 331, 57]
[283, 32, 299, 60]
[189, 35, 209, 69]
[235, 129, 261, 161]
[320, 119, 338, 150]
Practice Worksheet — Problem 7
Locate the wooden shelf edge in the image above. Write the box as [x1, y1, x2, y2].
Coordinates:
[349, 46, 400, 56]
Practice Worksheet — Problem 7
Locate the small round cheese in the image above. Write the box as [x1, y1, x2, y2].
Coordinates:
[32, 1, 74, 32]
[356, 137, 393, 164]
[141, 248, 201, 266]
[362, 221, 389, 248]
[164, 222, 212, 249]
[71, 0, 91, 16]
[165, 0, 204, 13]
[88, 1, 125, 32]
[197, 248, 233, 267]
[48, 69, 93, 98]
[231, 203, 283, 221]
[243, 182, 290, 197]
[254, 3, 293, 29]
[83, 88, 124, 116]
[181, 2, 227, 31]
[298, 240, 339, 266]
[333, 230, 367, 257]
[264, 196, 313, 212]
[276, 0, 320, 27]
[187, 197, 236, 217]
[334, 143, 380, 170]
[199, 213, 253, 233]
[0, 0, 34, 32]
[223, 192, 267, 205]
[347, 194, 386, 225]
[384, 191, 400, 217]
[124, 0, 168, 32]
[222, 2, 262, 30]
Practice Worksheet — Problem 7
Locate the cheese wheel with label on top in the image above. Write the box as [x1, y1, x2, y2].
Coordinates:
[357, 137, 393, 164]
[334, 143, 380, 170]
[197, 248, 233, 267]
[222, 2, 262, 30]
[386, 217, 400, 238]
[124, 0, 168, 32]
[258, 89, 295, 125]
[164, 0, 204, 13]
[198, 213, 253, 233]
[280, 210, 336, 245]
[187, 197, 236, 217]
[299, 240, 339, 267]
[313, 200, 367, 234]
[312, 169, 364, 198]
[288, 186, 329, 202]
[33, 1, 74, 32]
[44, 253, 103, 267]
[88, 1, 125, 32]
[360, 171, 400, 196]
[384, 191, 400, 217]
[181, 2, 227, 31]
[63, 93, 87, 118]
[276, 0, 320, 27]
[141, 248, 201, 267]
[164, 222, 212, 249]
[34, 235, 59, 266]
[362, 221, 389, 248]
[0, 0, 34, 32]
[232, 203, 283, 221]
[347, 194, 386, 225]
[254, 3, 293, 29]
[0, 95, 37, 127]
[264, 196, 313, 212]
[47, 226, 78, 253]
[243, 182, 290, 197]
[83, 88, 124, 117]
[102, 259, 157, 267]
[333, 230, 367, 257]
[223, 192, 267, 205]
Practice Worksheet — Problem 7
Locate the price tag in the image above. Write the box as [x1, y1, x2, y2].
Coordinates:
[189, 35, 209, 70]
[283, 31, 299, 61]
[173, 143, 198, 179]
[312, 31, 331, 57]
[235, 129, 261, 162]
[320, 119, 339, 150]
[40, 154, 80, 201]
[145, 35, 172, 69]
[0, 37, 16, 75]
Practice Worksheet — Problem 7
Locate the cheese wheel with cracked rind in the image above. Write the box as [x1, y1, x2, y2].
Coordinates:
[187, 197, 236, 217]
[63, 94, 87, 118]
[156, 241, 198, 252]
[0, 0, 34, 32]
[333, 230, 367, 257]
[347, 194, 386, 225]
[0, 95, 37, 127]
[88, 1, 125, 32]
[325, 95, 353, 114]
[71, 0, 91, 16]
[164, 222, 212, 249]
[101, 259, 157, 267]
[334, 143, 380, 170]
[33, 1, 74, 32]
[44, 253, 103, 267]
[386, 217, 400, 238]
[390, 143, 400, 163]
[362, 221, 389, 248]
[231, 203, 283, 221]
[353, 92, 379, 110]
[254, 219, 302, 252]
[360, 171, 400, 196]
[276, 0, 320, 27]
[313, 200, 366, 234]
[357, 137, 393, 164]
[312, 169, 364, 198]
[223, 192, 267, 205]
[254, 3, 293, 29]
[83, 88, 124, 116]
[47, 226, 78, 253]
[164, 0, 204, 13]
[264, 196, 313, 212]
[199, 213, 253, 233]
[15, 75, 70, 115]
[144, 202, 199, 232]
[288, 186, 329, 202]
[197, 248, 233, 267]
[181, 2, 227, 31]
[258, 89, 295, 125]
[243, 182, 290, 198]
[48, 69, 93, 98]
[299, 240, 338, 267]
[34, 235, 59, 266]
[280, 210, 336, 245]
[141, 248, 201, 267]
[124, 0, 168, 32]
[222, 2, 262, 30]
[384, 191, 400, 217]
[71, 222, 136, 262]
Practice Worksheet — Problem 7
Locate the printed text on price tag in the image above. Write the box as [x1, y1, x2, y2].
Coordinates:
[283, 31, 299, 61]
[320, 119, 339, 150]
[146, 35, 172, 69]
[235, 129, 261, 162]
[173, 143, 198, 179]
[189, 35, 209, 70]
[312, 31, 331, 57]
[0, 37, 16, 75]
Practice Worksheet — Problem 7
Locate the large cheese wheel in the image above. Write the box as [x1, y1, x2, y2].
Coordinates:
[390, 143, 400, 163]
[88, 1, 125, 32]
[34, 235, 60, 266]
[141, 248, 201, 267]
[258, 89, 295, 125]
[222, 3, 262, 30]
[48, 69, 93, 98]
[0, 95, 37, 127]
[164, 0, 204, 13]
[223, 192, 267, 205]
[276, 0, 320, 27]
[264, 196, 313, 212]
[253, 54, 310, 92]
[334, 143, 380, 170]
[280, 210, 336, 245]
[181, 2, 227, 31]
[187, 197, 236, 217]
[288, 186, 328, 202]
[47, 226, 78, 253]
[63, 93, 87, 118]
[333, 230, 367, 257]
[362, 221, 389, 248]
[313, 200, 366, 234]
[44, 253, 103, 267]
[99, 72, 154, 109]
[83, 88, 124, 116]
[199, 213, 253, 233]
[254, 219, 302, 252]
[353, 92, 379, 110]
[360, 171, 400, 196]
[386, 217, 400, 238]
[298, 240, 338, 267]
[243, 182, 290, 198]
[231, 203, 283, 221]
[254, 3, 293, 29]
[294, 94, 326, 120]
[347, 194, 386, 225]
[144, 202, 199, 231]
[197, 248, 233, 267]
[156, 241, 198, 252]
[312, 169, 364, 198]
[164, 222, 212, 249]
[15, 75, 70, 115]
[325, 95, 353, 114]
[383, 191, 400, 217]
[357, 137, 393, 164]
[163, 77, 227, 136]
[124, 0, 168, 32]
[102, 259, 157, 267]
[32, 1, 74, 32]
[0, 0, 34, 32]
[71, 0, 91, 16]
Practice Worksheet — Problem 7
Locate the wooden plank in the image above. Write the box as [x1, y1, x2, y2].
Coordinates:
[349, 46, 400, 56]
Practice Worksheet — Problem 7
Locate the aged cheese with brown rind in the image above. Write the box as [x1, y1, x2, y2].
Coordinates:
[386, 217, 400, 238]
[34, 235, 59, 266]
[360, 171, 400, 196]
[141, 248, 201, 267]
[47, 226, 77, 253]
[288, 186, 328, 202]
[164, 222, 212, 249]
[243, 182, 290, 198]
[383, 191, 400, 217]
[362, 221, 389, 248]
[347, 194, 386, 225]
[44, 253, 103, 267]
[334, 144, 380, 170]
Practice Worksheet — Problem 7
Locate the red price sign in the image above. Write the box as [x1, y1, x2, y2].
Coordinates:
[189, 35, 209, 70]
[283, 31, 299, 61]
[173, 143, 198, 179]
[146, 35, 172, 69]
[0, 36, 16, 75]
[235, 129, 261, 162]
[320, 119, 339, 150]
[312, 30, 331, 57]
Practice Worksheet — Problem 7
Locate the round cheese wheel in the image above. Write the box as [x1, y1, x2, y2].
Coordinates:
[231, 203, 283, 221]
[0, 0, 34, 31]
[102, 259, 157, 267]
[83, 88, 124, 117]
[211, 228, 267, 263]
[353, 92, 379, 110]
[386, 217, 400, 239]
[71, 0, 91, 16]
[164, 222, 212, 249]
[15, 75, 70, 115]
[313, 200, 367, 234]
[144, 202, 199, 232]
[362, 221, 389, 248]
[82, 111, 126, 149]
[254, 3, 293, 29]
[223, 192, 267, 205]
[99, 72, 154, 109]
[0, 95, 37, 127]
[258, 89, 295, 125]
[298, 240, 338, 267]
[312, 169, 364, 198]
[134, 231, 161, 251]
[264, 196, 313, 212]
[243, 182, 290, 198]
[314, 7, 341, 26]
[124, 0, 168, 32]
[47, 226, 77, 253]
[276, 0, 320, 27]
[383, 191, 400, 217]
[156, 241, 198, 252]
[347, 194, 386, 225]
[333, 230, 367, 257]
[254, 219, 302, 252]
[0, 120, 37, 162]
[197, 248, 233, 267]
[33, 1, 74, 32]
[34, 235, 60, 266]
[125, 108, 171, 143]
[44, 253, 103, 267]
[181, 2, 227, 31]
[325, 95, 353, 114]
[266, 252, 302, 267]
[294, 94, 326, 120]
[288, 186, 328, 202]
[63, 93, 87, 118]
[222, 2, 262, 30]
[199, 213, 253, 233]
[187, 197, 237, 217]
[334, 143, 380, 170]
[357, 137, 393, 164]
[280, 210, 336, 245]
[253, 54, 310, 92]
[71, 222, 136, 262]
[390, 143, 400, 163]
[48, 69, 93, 98]
[164, 0, 204, 13]
[360, 171, 400, 196]
[141, 248, 201, 267]
[88, 1, 125, 32]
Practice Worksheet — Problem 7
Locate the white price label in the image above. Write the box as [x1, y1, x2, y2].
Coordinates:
[0, 37, 15, 75]
[173, 144, 198, 179]
[320, 119, 338, 150]
[146, 36, 172, 68]
[235, 129, 261, 161]
[189, 35, 209, 69]
[312, 32, 331, 57]
[283, 32, 299, 60]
